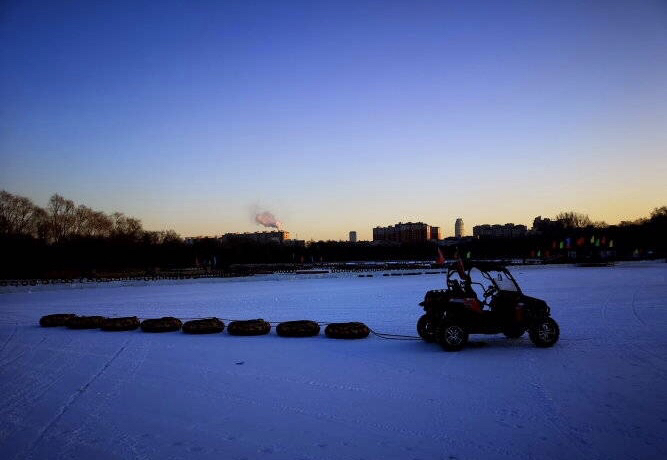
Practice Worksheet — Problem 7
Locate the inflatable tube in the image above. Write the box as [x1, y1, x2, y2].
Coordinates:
[276, 320, 320, 337]
[227, 319, 271, 336]
[140, 317, 182, 333]
[324, 322, 370, 339]
[66, 315, 106, 329]
[182, 318, 224, 334]
[40, 313, 76, 327]
[101, 316, 140, 331]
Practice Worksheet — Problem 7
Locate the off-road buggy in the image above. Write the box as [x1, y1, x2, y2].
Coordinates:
[418, 262, 559, 351]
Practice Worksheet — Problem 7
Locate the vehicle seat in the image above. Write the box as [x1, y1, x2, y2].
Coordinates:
[448, 280, 465, 296]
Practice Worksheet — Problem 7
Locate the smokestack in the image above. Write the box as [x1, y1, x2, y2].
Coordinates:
[255, 210, 281, 229]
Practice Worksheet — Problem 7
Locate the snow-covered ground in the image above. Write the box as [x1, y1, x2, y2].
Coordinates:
[1, 262, 666, 460]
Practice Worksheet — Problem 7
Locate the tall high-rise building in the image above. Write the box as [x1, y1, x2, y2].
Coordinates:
[455, 218, 464, 238]
[349, 231, 357, 243]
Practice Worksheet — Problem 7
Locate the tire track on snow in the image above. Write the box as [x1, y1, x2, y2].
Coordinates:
[20, 338, 131, 459]
[0, 323, 18, 354]
[0, 337, 47, 370]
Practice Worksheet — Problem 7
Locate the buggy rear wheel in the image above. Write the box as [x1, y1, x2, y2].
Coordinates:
[438, 323, 468, 352]
[529, 318, 560, 348]
[417, 314, 437, 342]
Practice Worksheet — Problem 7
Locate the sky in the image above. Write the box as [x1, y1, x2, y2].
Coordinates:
[1, 0, 666, 241]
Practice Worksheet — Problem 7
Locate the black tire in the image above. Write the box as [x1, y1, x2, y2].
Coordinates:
[182, 318, 224, 334]
[503, 326, 526, 339]
[438, 323, 468, 351]
[417, 314, 437, 342]
[101, 316, 140, 331]
[140, 317, 182, 332]
[529, 318, 560, 348]
[227, 319, 271, 336]
[66, 315, 106, 329]
[40, 313, 76, 327]
[276, 320, 320, 337]
[324, 322, 370, 339]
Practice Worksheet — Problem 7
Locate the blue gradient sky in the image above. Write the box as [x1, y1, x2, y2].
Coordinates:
[1, 0, 666, 240]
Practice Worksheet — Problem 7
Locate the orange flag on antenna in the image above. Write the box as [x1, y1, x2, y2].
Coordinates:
[436, 248, 445, 265]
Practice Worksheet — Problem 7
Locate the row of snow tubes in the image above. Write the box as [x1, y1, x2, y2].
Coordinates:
[38, 314, 370, 339]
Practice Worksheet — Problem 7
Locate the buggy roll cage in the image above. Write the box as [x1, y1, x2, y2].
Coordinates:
[445, 262, 523, 297]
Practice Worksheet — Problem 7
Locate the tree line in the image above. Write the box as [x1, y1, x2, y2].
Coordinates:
[0, 190, 179, 244]
[0, 191, 186, 278]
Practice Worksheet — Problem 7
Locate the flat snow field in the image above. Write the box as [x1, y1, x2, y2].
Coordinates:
[1, 262, 666, 460]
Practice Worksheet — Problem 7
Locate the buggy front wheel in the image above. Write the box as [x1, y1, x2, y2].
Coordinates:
[529, 318, 560, 348]
[438, 323, 468, 352]
[417, 314, 437, 342]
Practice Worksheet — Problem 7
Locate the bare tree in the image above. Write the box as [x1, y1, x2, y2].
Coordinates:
[161, 229, 181, 243]
[0, 190, 42, 236]
[650, 206, 667, 221]
[48, 194, 76, 241]
[145, 230, 181, 244]
[555, 211, 592, 229]
[33, 207, 50, 239]
[0, 191, 8, 234]
[73, 205, 93, 236]
[89, 210, 113, 237]
[112, 212, 143, 240]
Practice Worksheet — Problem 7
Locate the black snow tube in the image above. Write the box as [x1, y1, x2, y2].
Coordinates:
[227, 319, 271, 336]
[101, 316, 140, 331]
[140, 317, 183, 333]
[66, 315, 106, 329]
[39, 313, 76, 327]
[324, 322, 370, 339]
[182, 318, 225, 334]
[276, 320, 320, 337]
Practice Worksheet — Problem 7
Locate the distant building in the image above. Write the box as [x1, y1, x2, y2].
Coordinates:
[430, 226, 442, 241]
[349, 231, 357, 243]
[531, 216, 553, 233]
[223, 231, 290, 244]
[283, 238, 306, 247]
[473, 223, 527, 239]
[455, 218, 464, 238]
[372, 222, 439, 243]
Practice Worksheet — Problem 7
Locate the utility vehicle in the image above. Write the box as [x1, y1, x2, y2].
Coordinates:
[417, 262, 559, 351]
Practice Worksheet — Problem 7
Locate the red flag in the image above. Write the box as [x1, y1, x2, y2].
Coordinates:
[456, 256, 467, 279]
[436, 248, 445, 265]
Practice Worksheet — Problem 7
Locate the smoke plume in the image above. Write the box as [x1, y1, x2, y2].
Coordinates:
[255, 210, 281, 229]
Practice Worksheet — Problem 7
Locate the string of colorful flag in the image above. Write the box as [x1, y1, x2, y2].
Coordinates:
[528, 235, 615, 258]
[435, 235, 618, 263]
